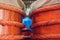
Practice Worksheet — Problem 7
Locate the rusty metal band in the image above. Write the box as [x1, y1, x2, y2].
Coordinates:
[0, 20, 25, 28]
[0, 4, 26, 17]
[29, 4, 60, 18]
[32, 34, 60, 39]
[0, 35, 30, 39]
[31, 20, 60, 28]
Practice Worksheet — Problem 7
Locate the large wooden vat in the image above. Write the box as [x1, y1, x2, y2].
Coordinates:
[30, 4, 60, 40]
[0, 4, 28, 40]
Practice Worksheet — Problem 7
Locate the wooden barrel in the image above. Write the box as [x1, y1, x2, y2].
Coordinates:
[30, 4, 60, 40]
[0, 4, 28, 40]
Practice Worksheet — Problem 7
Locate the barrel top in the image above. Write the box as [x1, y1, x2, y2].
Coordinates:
[29, 4, 60, 18]
[0, 4, 26, 17]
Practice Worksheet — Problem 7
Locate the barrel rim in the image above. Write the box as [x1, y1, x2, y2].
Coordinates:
[0, 4, 26, 17]
[29, 4, 60, 18]
[31, 20, 60, 29]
